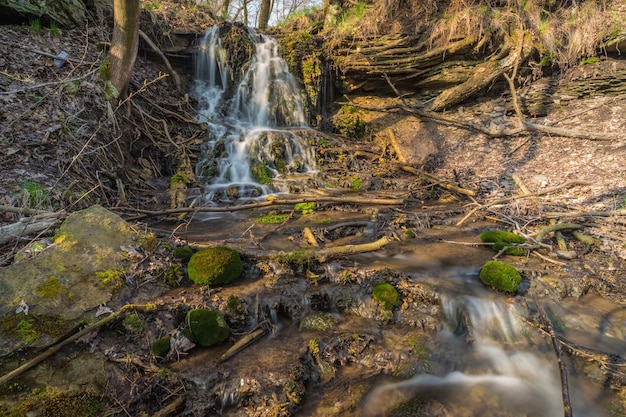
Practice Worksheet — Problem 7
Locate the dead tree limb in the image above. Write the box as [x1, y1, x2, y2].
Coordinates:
[0, 212, 64, 245]
[138, 30, 181, 91]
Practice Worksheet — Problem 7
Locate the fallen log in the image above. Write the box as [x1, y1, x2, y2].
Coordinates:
[0, 211, 64, 245]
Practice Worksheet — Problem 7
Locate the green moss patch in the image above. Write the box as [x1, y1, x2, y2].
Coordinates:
[479, 260, 522, 294]
[187, 247, 243, 285]
[185, 308, 229, 347]
[151, 336, 171, 358]
[372, 282, 400, 311]
[480, 229, 526, 256]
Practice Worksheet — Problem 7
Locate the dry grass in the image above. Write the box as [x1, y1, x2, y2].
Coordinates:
[319, 0, 623, 69]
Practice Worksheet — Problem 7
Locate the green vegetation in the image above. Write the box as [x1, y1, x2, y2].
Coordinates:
[49, 21, 61, 37]
[36, 276, 68, 299]
[250, 162, 272, 185]
[95, 269, 125, 290]
[295, 202, 315, 215]
[256, 213, 289, 224]
[580, 56, 600, 65]
[299, 312, 334, 331]
[29, 18, 41, 34]
[480, 229, 526, 256]
[2, 388, 102, 417]
[351, 175, 362, 191]
[225, 295, 245, 315]
[122, 312, 144, 335]
[185, 308, 229, 347]
[19, 180, 48, 208]
[333, 105, 366, 138]
[151, 336, 171, 358]
[187, 247, 243, 285]
[307, 337, 320, 356]
[173, 246, 193, 262]
[2, 313, 66, 345]
[479, 260, 522, 294]
[138, 233, 157, 252]
[372, 282, 401, 311]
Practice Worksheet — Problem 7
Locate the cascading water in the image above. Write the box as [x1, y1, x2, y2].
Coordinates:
[193, 25, 316, 202]
[363, 291, 611, 417]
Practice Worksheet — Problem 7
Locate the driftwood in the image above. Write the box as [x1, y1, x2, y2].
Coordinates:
[0, 211, 64, 245]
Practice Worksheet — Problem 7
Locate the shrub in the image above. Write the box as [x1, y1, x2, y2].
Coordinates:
[479, 260, 522, 294]
[187, 247, 242, 285]
[185, 309, 229, 347]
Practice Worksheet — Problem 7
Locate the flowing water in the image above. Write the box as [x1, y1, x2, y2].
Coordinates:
[186, 28, 624, 416]
[193, 26, 316, 203]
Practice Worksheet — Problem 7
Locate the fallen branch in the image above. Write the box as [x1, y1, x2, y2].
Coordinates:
[0, 303, 161, 385]
[240, 235, 394, 263]
[533, 296, 573, 417]
[533, 223, 583, 242]
[123, 195, 405, 221]
[543, 209, 626, 218]
[220, 327, 266, 362]
[399, 165, 475, 196]
[0, 211, 64, 245]
[138, 30, 181, 91]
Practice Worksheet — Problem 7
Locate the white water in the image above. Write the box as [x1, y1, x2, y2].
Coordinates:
[193, 26, 316, 202]
[363, 293, 610, 417]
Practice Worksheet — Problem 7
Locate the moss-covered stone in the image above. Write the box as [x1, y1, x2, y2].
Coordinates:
[187, 247, 243, 285]
[480, 229, 525, 256]
[372, 282, 400, 311]
[185, 308, 229, 347]
[479, 260, 522, 294]
[151, 336, 171, 358]
[173, 246, 193, 262]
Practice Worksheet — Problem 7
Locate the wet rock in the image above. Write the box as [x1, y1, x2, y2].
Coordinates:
[0, 205, 138, 356]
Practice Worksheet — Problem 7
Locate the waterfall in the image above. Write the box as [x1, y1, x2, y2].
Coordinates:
[363, 294, 609, 417]
[193, 25, 316, 203]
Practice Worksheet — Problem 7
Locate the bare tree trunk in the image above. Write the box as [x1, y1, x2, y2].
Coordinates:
[220, 0, 231, 18]
[258, 0, 272, 29]
[109, 0, 140, 103]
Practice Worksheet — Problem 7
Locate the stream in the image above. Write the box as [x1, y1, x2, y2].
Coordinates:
[171, 25, 626, 416]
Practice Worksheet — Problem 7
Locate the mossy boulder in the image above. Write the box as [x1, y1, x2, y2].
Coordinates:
[173, 246, 193, 263]
[372, 282, 401, 311]
[480, 229, 526, 256]
[185, 308, 229, 347]
[187, 247, 243, 285]
[479, 260, 522, 294]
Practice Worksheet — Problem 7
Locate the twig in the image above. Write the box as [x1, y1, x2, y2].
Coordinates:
[533, 296, 573, 417]
[399, 165, 475, 196]
[220, 327, 266, 362]
[455, 180, 591, 226]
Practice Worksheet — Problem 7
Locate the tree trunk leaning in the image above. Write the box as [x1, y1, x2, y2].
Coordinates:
[109, 0, 141, 103]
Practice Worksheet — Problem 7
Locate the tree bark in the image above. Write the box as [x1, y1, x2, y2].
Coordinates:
[258, 0, 272, 29]
[109, 0, 140, 102]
